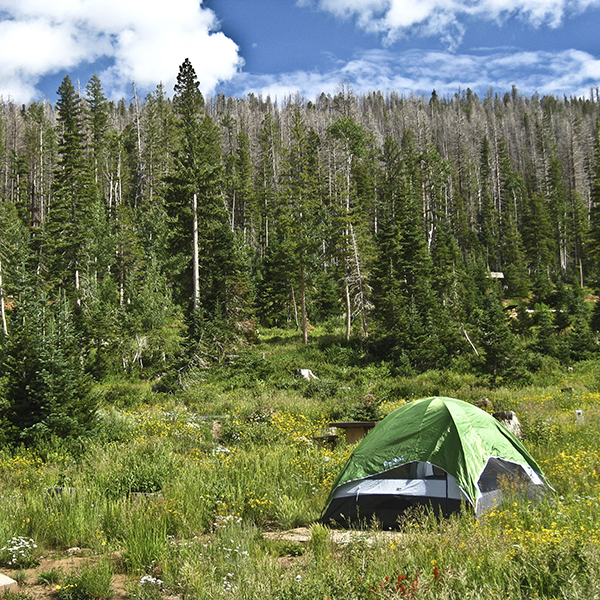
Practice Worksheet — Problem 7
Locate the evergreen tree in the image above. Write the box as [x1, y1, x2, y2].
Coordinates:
[85, 74, 109, 189]
[546, 154, 570, 273]
[277, 109, 322, 344]
[477, 136, 501, 270]
[1, 293, 96, 447]
[498, 140, 530, 298]
[254, 112, 281, 253]
[474, 285, 517, 383]
[522, 192, 555, 302]
[327, 115, 373, 339]
[0, 202, 32, 334]
[42, 76, 94, 299]
[166, 59, 244, 328]
[589, 122, 600, 331]
[530, 303, 559, 358]
[371, 134, 446, 370]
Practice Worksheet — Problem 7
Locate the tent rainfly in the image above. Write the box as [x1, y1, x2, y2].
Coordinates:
[320, 397, 549, 528]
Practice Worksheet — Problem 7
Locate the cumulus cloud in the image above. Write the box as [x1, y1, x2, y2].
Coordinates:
[227, 47, 600, 101]
[0, 0, 242, 101]
[299, 0, 600, 47]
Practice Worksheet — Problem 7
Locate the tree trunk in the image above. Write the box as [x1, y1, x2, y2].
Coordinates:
[301, 263, 308, 345]
[344, 257, 352, 341]
[193, 193, 199, 312]
[350, 223, 369, 338]
[74, 267, 80, 307]
[290, 285, 299, 328]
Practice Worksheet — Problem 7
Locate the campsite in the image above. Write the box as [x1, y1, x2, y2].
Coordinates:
[0, 327, 599, 600]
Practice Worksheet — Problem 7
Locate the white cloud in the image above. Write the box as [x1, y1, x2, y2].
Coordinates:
[0, 0, 242, 101]
[301, 0, 600, 47]
[227, 47, 600, 101]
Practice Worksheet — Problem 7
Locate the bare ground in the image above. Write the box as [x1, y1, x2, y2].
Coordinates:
[1, 549, 129, 600]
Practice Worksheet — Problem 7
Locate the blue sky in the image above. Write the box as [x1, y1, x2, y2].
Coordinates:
[1, 0, 600, 103]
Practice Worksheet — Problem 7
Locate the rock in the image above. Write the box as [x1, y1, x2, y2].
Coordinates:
[493, 410, 523, 439]
[0, 574, 17, 594]
[293, 369, 318, 381]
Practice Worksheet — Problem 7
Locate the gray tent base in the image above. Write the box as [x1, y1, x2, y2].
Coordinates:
[320, 462, 470, 529]
[321, 494, 465, 529]
[320, 458, 546, 529]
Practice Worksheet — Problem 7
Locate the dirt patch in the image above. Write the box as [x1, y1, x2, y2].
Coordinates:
[1, 550, 129, 600]
[263, 527, 404, 546]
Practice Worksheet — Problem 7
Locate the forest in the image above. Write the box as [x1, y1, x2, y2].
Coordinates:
[2, 59, 600, 600]
[1, 58, 600, 445]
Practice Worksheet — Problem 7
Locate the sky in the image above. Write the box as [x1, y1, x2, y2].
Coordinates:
[1, 0, 600, 104]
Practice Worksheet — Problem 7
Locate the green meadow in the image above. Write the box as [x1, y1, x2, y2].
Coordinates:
[1, 328, 600, 600]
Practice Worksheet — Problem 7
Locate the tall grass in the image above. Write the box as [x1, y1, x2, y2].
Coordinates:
[1, 329, 600, 598]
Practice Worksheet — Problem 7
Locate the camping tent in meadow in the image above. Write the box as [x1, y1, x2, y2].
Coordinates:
[321, 397, 549, 528]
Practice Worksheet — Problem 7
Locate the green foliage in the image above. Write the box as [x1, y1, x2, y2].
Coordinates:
[0, 536, 39, 568]
[42, 75, 96, 299]
[0, 350, 600, 599]
[54, 560, 114, 600]
[1, 293, 97, 447]
[36, 569, 63, 586]
[122, 507, 168, 575]
[91, 440, 177, 498]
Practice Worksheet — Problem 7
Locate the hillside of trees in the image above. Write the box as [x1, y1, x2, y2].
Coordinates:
[1, 59, 600, 444]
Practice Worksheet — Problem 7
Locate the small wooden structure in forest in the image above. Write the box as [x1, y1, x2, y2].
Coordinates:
[329, 421, 379, 444]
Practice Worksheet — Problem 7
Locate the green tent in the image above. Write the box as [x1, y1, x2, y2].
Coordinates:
[321, 397, 548, 528]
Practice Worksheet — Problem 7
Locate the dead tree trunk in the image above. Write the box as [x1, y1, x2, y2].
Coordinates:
[193, 193, 199, 312]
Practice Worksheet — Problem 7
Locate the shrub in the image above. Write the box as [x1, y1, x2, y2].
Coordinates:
[54, 560, 114, 600]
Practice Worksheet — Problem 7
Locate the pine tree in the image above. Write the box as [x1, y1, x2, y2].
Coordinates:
[85, 75, 109, 189]
[522, 192, 555, 302]
[254, 112, 281, 253]
[1, 293, 96, 447]
[477, 136, 501, 271]
[42, 76, 94, 299]
[498, 140, 530, 298]
[371, 133, 446, 370]
[327, 115, 373, 339]
[166, 59, 243, 327]
[277, 109, 322, 344]
[588, 122, 600, 332]
[474, 285, 517, 383]
[0, 201, 32, 336]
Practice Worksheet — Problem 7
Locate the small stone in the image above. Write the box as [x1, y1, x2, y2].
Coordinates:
[0, 574, 18, 594]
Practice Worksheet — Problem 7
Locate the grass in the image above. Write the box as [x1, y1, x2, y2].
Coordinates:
[0, 326, 599, 598]
[54, 560, 114, 600]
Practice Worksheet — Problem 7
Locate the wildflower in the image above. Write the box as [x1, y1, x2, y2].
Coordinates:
[140, 575, 163, 587]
